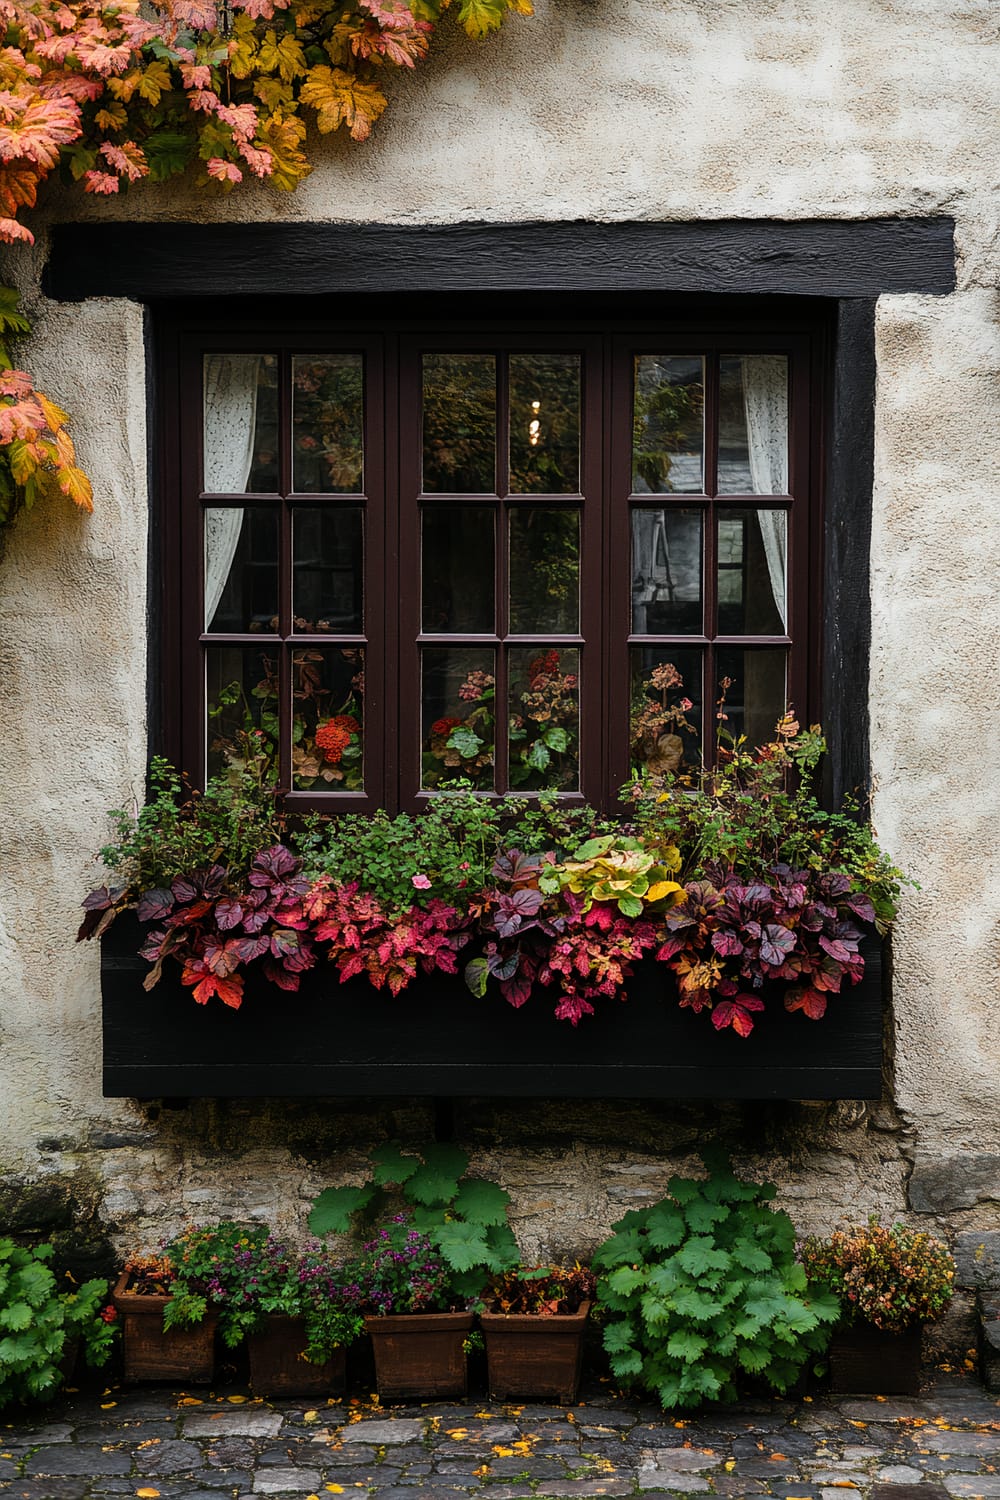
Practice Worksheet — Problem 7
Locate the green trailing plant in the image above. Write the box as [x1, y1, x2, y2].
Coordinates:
[0, 1240, 116, 1410]
[592, 1153, 840, 1409]
[799, 1218, 955, 1333]
[308, 1142, 519, 1302]
[160, 1220, 273, 1341]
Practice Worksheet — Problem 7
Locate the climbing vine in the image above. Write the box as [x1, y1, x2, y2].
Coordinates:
[0, 0, 531, 535]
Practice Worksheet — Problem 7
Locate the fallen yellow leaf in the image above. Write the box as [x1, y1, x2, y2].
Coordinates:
[326, 1487, 344, 1494]
[724, 1460, 736, 1472]
[178, 1397, 202, 1406]
[447, 1429, 469, 1440]
[304, 1410, 319, 1424]
[492, 1446, 515, 1457]
[136, 1490, 161, 1499]
[100, 1403, 117, 1410]
[137, 1439, 161, 1449]
[827, 1483, 858, 1489]
[770, 1453, 788, 1462]
[227, 1395, 248, 1404]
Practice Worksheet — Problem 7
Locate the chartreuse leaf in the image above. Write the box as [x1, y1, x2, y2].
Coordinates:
[307, 1183, 375, 1235]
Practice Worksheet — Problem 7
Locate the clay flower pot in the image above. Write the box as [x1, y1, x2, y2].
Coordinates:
[828, 1318, 923, 1395]
[112, 1271, 216, 1383]
[480, 1301, 591, 1403]
[246, 1313, 347, 1397]
[365, 1310, 474, 1400]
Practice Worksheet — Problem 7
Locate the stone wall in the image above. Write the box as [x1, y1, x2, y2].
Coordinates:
[1, 0, 999, 1341]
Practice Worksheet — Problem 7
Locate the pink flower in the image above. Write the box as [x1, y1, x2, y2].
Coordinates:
[411, 874, 432, 890]
[680, 697, 693, 711]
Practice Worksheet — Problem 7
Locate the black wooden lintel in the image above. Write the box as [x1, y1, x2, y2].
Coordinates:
[45, 217, 955, 302]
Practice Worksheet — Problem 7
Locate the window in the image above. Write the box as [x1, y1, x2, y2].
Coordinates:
[162, 314, 820, 813]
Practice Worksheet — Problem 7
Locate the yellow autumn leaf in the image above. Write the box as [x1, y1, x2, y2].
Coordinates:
[178, 1397, 202, 1406]
[724, 1460, 736, 1471]
[326, 1487, 345, 1494]
[227, 1394, 248, 1404]
[492, 1445, 514, 1457]
[136, 1490, 161, 1499]
[299, 65, 387, 141]
[646, 880, 683, 903]
[100, 1402, 117, 1409]
[304, 1410, 319, 1423]
[446, 1428, 469, 1440]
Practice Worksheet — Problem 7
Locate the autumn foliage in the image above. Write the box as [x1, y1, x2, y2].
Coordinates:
[0, 0, 530, 532]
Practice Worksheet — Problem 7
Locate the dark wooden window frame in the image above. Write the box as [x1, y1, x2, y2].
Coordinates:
[160, 308, 825, 813]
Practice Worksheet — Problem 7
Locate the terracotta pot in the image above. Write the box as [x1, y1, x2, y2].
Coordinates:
[480, 1302, 591, 1403]
[247, 1314, 347, 1397]
[365, 1310, 473, 1400]
[828, 1319, 923, 1395]
[112, 1271, 217, 1383]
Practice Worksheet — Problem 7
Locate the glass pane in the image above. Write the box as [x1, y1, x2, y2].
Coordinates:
[421, 647, 495, 791]
[508, 647, 580, 792]
[292, 646, 364, 791]
[293, 506, 363, 634]
[422, 354, 496, 493]
[717, 509, 786, 636]
[718, 355, 789, 494]
[204, 506, 278, 632]
[509, 508, 580, 633]
[292, 355, 364, 494]
[422, 506, 495, 633]
[203, 354, 278, 493]
[509, 354, 580, 493]
[715, 647, 787, 750]
[205, 644, 279, 784]
[631, 508, 702, 635]
[632, 356, 704, 494]
[630, 646, 702, 779]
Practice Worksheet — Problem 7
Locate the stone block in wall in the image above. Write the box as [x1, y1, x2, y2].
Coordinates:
[923, 1290, 976, 1363]
[955, 1231, 1000, 1289]
[909, 1154, 1000, 1213]
[977, 1292, 1000, 1392]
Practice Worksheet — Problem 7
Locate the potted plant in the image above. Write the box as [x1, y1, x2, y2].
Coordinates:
[800, 1218, 956, 1395]
[309, 1142, 520, 1400]
[593, 1151, 840, 1409]
[0, 1239, 117, 1410]
[114, 1221, 269, 1382]
[478, 1263, 596, 1402]
[231, 1237, 364, 1397]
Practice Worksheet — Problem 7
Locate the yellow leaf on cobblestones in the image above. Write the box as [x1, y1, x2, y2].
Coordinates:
[227, 1395, 248, 1404]
[493, 1446, 514, 1457]
[179, 1397, 202, 1406]
[137, 1439, 161, 1449]
[100, 1402, 117, 1409]
[136, 1490, 161, 1498]
[724, 1460, 736, 1471]
[326, 1486, 345, 1493]
[304, 1410, 319, 1423]
[447, 1429, 469, 1440]
[827, 1483, 858, 1489]
[473, 1466, 491, 1479]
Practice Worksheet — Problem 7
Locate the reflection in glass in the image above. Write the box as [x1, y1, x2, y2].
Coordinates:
[203, 353, 278, 493]
[632, 356, 704, 494]
[422, 506, 495, 633]
[631, 508, 702, 635]
[509, 508, 579, 633]
[421, 647, 496, 790]
[422, 354, 496, 493]
[292, 355, 364, 494]
[204, 506, 278, 632]
[508, 647, 579, 792]
[509, 354, 580, 493]
[715, 646, 787, 751]
[293, 506, 364, 634]
[718, 356, 788, 494]
[630, 645, 702, 778]
[717, 509, 786, 635]
[205, 644, 280, 785]
[292, 646, 365, 791]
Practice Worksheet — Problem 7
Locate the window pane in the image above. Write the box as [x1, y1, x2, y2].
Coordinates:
[205, 644, 279, 784]
[203, 354, 278, 493]
[292, 646, 364, 791]
[718, 355, 789, 494]
[715, 647, 787, 750]
[717, 509, 786, 636]
[292, 506, 363, 634]
[204, 506, 278, 633]
[421, 647, 495, 790]
[632, 356, 704, 494]
[631, 507, 702, 635]
[292, 355, 364, 494]
[422, 505, 495, 633]
[508, 647, 579, 791]
[422, 354, 496, 493]
[509, 354, 580, 493]
[630, 646, 702, 778]
[509, 508, 580, 633]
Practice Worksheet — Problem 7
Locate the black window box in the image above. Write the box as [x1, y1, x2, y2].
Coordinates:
[101, 913, 884, 1100]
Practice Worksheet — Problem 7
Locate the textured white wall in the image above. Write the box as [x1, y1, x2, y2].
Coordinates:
[1, 0, 999, 1252]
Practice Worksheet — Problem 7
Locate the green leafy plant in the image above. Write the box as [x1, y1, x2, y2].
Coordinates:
[538, 834, 683, 918]
[799, 1218, 955, 1333]
[160, 1221, 272, 1342]
[353, 1215, 453, 1314]
[592, 1153, 840, 1408]
[0, 1240, 116, 1411]
[308, 1142, 519, 1302]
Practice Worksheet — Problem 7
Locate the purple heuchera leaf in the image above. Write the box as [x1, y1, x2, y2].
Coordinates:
[249, 844, 302, 886]
[843, 891, 876, 924]
[711, 930, 744, 958]
[137, 888, 174, 924]
[82, 885, 115, 912]
[760, 923, 797, 968]
[491, 848, 542, 888]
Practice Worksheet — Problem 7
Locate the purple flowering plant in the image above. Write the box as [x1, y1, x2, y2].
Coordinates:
[354, 1215, 453, 1316]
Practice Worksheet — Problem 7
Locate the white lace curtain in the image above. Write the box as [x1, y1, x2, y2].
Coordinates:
[203, 354, 261, 628]
[741, 354, 788, 630]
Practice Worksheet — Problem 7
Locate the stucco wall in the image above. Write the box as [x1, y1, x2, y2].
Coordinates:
[1, 0, 999, 1291]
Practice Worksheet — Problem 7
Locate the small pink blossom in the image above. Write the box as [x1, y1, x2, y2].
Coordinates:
[411, 874, 432, 890]
[680, 697, 693, 711]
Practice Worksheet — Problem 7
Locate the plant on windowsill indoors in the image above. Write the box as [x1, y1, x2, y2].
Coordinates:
[80, 669, 905, 1037]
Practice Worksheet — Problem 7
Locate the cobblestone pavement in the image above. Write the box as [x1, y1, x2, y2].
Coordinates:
[3, 1373, 1000, 1500]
